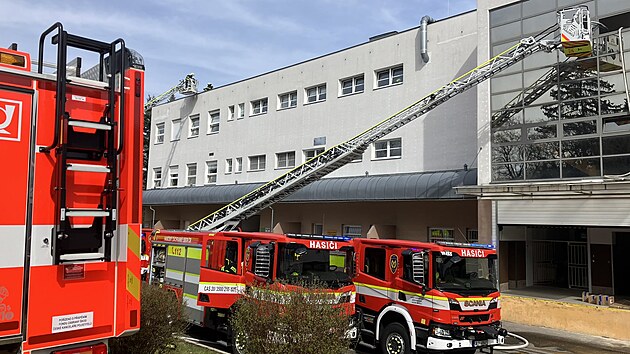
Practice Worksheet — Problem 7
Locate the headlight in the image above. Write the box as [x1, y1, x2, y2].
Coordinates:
[448, 298, 462, 311]
[489, 297, 500, 309]
[432, 326, 451, 338]
[339, 291, 355, 304]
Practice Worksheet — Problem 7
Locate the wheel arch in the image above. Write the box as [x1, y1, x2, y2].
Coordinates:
[375, 304, 416, 348]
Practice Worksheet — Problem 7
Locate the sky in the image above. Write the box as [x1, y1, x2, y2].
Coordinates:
[1, 0, 476, 100]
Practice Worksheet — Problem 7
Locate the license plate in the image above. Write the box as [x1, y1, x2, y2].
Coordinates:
[474, 340, 489, 347]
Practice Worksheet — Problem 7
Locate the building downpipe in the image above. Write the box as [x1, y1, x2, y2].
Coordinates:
[420, 15, 435, 63]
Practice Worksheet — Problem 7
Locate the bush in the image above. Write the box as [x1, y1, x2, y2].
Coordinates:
[230, 284, 351, 354]
[110, 283, 188, 354]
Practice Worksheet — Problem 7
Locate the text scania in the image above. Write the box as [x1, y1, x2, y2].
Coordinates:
[460, 249, 486, 258]
[309, 240, 339, 249]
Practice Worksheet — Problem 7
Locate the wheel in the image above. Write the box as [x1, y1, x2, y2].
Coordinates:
[379, 322, 411, 354]
[230, 329, 246, 354]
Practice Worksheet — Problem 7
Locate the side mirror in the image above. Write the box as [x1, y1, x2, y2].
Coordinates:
[412, 252, 427, 287]
[253, 244, 273, 279]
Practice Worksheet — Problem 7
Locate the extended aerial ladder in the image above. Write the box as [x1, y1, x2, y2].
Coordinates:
[187, 7, 593, 232]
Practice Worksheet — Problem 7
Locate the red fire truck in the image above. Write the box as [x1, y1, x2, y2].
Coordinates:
[353, 239, 505, 354]
[148, 229, 359, 352]
[0, 23, 144, 353]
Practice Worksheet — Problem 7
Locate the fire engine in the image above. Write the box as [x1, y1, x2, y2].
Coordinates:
[148, 229, 358, 352]
[0, 23, 144, 353]
[353, 239, 505, 354]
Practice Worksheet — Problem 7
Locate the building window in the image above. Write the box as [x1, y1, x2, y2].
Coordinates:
[235, 157, 243, 173]
[188, 114, 199, 138]
[279, 91, 298, 109]
[186, 163, 197, 186]
[303, 147, 325, 162]
[225, 158, 233, 174]
[340, 75, 365, 96]
[312, 223, 323, 235]
[429, 228, 455, 243]
[228, 105, 235, 121]
[238, 103, 245, 119]
[373, 138, 402, 159]
[251, 98, 268, 115]
[152, 167, 162, 188]
[343, 225, 362, 238]
[169, 165, 178, 187]
[208, 110, 220, 134]
[305, 84, 326, 103]
[249, 155, 266, 171]
[376, 65, 403, 88]
[276, 151, 295, 169]
[467, 229, 479, 243]
[171, 119, 181, 141]
[364, 247, 386, 280]
[205, 160, 218, 184]
[155, 123, 164, 144]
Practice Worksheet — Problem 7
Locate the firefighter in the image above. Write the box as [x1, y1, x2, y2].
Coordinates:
[221, 242, 238, 274]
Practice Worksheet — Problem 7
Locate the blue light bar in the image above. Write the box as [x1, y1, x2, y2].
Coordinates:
[436, 241, 495, 250]
[286, 233, 352, 242]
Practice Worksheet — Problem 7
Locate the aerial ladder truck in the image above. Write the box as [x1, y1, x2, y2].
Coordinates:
[151, 6, 593, 354]
[0, 23, 145, 353]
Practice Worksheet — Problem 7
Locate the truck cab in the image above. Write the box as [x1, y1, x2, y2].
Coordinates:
[353, 239, 506, 354]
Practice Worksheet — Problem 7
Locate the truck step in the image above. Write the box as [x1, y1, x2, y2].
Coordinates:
[59, 252, 105, 263]
[67, 163, 110, 173]
[68, 119, 112, 131]
[64, 208, 110, 218]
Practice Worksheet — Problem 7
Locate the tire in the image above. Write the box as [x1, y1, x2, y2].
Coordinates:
[379, 322, 411, 354]
[230, 329, 246, 354]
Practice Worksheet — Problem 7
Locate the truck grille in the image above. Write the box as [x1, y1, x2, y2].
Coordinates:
[459, 314, 490, 323]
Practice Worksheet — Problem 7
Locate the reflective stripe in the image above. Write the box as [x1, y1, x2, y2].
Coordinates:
[355, 282, 449, 310]
[0, 225, 25, 268]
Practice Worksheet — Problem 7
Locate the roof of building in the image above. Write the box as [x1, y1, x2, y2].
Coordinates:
[143, 168, 477, 206]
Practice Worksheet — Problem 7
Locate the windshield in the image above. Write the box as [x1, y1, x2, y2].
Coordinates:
[433, 252, 497, 293]
[276, 244, 352, 289]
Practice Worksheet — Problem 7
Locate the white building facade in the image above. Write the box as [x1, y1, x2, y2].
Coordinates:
[144, 11, 482, 242]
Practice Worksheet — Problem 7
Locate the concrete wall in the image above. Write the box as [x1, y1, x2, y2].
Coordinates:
[145, 200, 478, 241]
[502, 295, 630, 341]
[148, 11, 478, 189]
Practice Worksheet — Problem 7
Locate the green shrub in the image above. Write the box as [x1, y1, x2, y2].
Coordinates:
[230, 284, 351, 354]
[110, 283, 188, 354]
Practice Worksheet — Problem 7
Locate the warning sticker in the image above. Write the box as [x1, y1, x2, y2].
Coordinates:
[51, 312, 94, 333]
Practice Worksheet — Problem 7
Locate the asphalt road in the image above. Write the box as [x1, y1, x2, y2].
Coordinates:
[184, 321, 630, 354]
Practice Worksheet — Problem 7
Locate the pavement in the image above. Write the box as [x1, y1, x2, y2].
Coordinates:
[182, 321, 630, 354]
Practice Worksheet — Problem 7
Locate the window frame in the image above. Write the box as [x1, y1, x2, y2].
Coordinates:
[155, 122, 165, 144]
[429, 227, 455, 243]
[363, 247, 386, 280]
[278, 91, 298, 110]
[235, 157, 243, 173]
[248, 154, 266, 171]
[170, 119, 181, 141]
[208, 110, 220, 134]
[251, 98, 269, 116]
[152, 167, 162, 188]
[225, 158, 233, 174]
[205, 160, 218, 184]
[186, 163, 197, 186]
[372, 138, 402, 160]
[228, 105, 235, 121]
[303, 147, 325, 162]
[188, 114, 200, 138]
[342, 224, 362, 238]
[305, 84, 327, 104]
[375, 65, 404, 88]
[340, 74, 365, 96]
[237, 103, 245, 119]
[168, 165, 179, 187]
[276, 151, 296, 169]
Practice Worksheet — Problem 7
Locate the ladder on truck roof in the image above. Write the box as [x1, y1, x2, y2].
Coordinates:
[187, 7, 592, 232]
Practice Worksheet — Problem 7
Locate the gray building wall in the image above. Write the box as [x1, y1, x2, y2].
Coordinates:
[147, 11, 479, 189]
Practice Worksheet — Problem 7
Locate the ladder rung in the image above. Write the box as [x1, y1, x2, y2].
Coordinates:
[68, 119, 112, 131]
[60, 252, 105, 262]
[65, 208, 110, 217]
[67, 163, 110, 173]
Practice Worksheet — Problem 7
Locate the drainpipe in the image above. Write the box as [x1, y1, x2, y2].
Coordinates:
[420, 15, 435, 63]
[149, 206, 156, 228]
